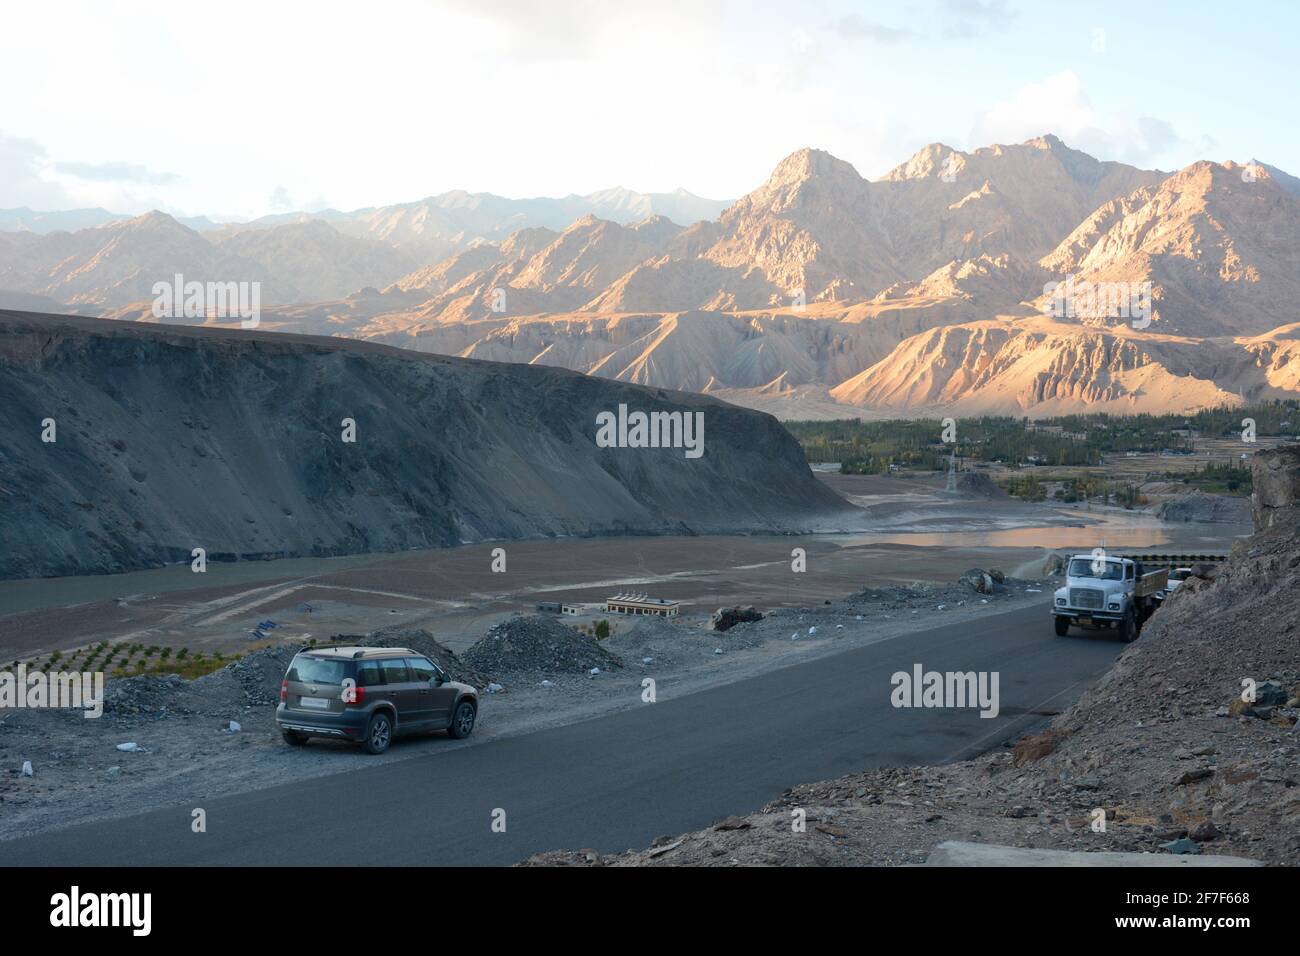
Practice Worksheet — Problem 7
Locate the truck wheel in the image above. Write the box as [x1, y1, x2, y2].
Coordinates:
[1119, 609, 1137, 643]
[1054, 616, 1070, 637]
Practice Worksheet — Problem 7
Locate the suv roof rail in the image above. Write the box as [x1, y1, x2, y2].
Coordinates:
[293, 645, 419, 659]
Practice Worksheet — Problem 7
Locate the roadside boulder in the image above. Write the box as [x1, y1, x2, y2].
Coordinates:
[1253, 681, 1289, 707]
[1190, 820, 1221, 842]
[960, 568, 995, 594]
[711, 606, 764, 632]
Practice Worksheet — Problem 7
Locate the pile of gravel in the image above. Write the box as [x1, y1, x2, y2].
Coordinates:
[464, 615, 622, 678]
[209, 644, 298, 705]
[104, 671, 244, 718]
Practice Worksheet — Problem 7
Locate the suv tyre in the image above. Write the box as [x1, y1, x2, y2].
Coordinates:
[364, 711, 393, 754]
[448, 700, 476, 739]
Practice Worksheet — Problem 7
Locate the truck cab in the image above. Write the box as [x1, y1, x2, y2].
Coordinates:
[1052, 554, 1167, 642]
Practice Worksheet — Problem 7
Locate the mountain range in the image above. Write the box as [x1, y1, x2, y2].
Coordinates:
[3, 135, 1298, 419]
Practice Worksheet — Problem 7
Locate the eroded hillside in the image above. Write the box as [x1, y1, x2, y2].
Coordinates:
[0, 311, 856, 579]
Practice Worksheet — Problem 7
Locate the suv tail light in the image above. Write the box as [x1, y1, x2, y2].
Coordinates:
[280, 680, 288, 701]
[345, 686, 367, 706]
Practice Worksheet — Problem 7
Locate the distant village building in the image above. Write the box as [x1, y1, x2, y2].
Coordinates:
[537, 601, 585, 615]
[606, 593, 680, 617]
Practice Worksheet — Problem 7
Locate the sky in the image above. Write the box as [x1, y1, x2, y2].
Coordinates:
[1, 0, 1296, 220]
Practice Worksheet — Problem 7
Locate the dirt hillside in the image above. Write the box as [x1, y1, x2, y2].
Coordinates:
[0, 311, 856, 579]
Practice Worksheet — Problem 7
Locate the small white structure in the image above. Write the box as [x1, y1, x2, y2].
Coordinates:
[561, 604, 582, 616]
[606, 593, 680, 617]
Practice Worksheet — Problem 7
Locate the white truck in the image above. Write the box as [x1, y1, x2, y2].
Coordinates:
[1052, 554, 1168, 642]
[1159, 567, 1193, 600]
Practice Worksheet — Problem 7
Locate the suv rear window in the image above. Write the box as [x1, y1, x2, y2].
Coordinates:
[356, 662, 384, 687]
[288, 656, 347, 685]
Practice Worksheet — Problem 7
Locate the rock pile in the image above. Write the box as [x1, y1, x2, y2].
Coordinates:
[959, 568, 1005, 594]
[711, 606, 764, 632]
[464, 615, 623, 678]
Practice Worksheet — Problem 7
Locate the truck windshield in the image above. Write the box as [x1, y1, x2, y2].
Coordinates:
[1068, 559, 1124, 581]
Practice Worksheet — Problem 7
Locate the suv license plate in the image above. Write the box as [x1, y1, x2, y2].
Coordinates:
[299, 696, 329, 709]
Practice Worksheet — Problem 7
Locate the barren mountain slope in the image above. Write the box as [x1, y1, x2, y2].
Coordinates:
[380, 216, 683, 326]
[210, 219, 418, 302]
[236, 187, 728, 257]
[1038, 161, 1300, 336]
[0, 212, 291, 308]
[0, 310, 855, 580]
[874, 135, 1165, 274]
[9, 137, 1299, 419]
[831, 318, 1253, 415]
[361, 309, 907, 394]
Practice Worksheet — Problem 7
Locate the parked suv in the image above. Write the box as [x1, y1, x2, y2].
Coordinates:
[276, 646, 478, 754]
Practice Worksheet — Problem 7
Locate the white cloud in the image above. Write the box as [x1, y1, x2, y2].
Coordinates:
[0, 132, 70, 209]
[971, 71, 1183, 167]
[939, 0, 1017, 39]
[54, 160, 181, 186]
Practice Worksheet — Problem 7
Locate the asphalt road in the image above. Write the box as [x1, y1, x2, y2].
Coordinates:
[3, 601, 1123, 866]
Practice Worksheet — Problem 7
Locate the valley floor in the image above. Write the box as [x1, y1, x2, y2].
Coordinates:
[0, 472, 1254, 847]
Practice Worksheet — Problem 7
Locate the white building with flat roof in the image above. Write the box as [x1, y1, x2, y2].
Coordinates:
[606, 593, 680, 617]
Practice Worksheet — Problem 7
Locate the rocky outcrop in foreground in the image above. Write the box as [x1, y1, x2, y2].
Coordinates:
[0, 311, 856, 579]
[523, 448, 1300, 866]
[1251, 444, 1300, 531]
